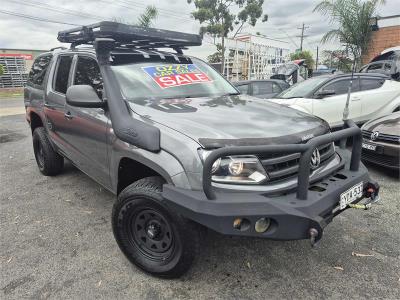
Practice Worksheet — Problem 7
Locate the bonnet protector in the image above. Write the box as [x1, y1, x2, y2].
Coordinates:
[95, 38, 161, 152]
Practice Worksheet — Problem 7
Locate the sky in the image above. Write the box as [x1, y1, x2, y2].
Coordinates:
[0, 0, 399, 61]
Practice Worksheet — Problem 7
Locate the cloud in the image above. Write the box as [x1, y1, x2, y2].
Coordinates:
[0, 0, 398, 59]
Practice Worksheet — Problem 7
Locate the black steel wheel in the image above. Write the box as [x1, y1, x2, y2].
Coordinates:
[32, 127, 64, 176]
[112, 177, 200, 278]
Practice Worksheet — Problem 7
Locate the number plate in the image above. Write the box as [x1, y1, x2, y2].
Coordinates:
[340, 182, 363, 210]
[362, 143, 376, 151]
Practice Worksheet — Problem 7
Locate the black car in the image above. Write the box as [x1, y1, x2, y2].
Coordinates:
[361, 112, 400, 171]
[233, 79, 290, 98]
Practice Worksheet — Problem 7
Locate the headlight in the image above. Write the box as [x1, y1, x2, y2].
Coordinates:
[199, 150, 269, 184]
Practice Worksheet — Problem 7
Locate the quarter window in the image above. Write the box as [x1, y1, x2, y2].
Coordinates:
[28, 54, 52, 86]
[74, 56, 103, 98]
[236, 84, 249, 94]
[54, 56, 73, 94]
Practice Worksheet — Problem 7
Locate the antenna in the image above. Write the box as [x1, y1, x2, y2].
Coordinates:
[340, 60, 356, 148]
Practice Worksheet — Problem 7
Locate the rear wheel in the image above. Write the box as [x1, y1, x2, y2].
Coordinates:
[32, 127, 64, 176]
[112, 176, 200, 278]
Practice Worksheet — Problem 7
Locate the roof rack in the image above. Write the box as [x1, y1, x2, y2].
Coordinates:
[57, 21, 202, 54]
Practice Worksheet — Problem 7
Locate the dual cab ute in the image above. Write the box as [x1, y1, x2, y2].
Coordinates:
[24, 22, 379, 278]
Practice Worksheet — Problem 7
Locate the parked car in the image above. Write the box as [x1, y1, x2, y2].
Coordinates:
[359, 47, 400, 81]
[25, 21, 380, 278]
[271, 73, 400, 129]
[313, 65, 336, 77]
[233, 79, 290, 98]
[361, 112, 400, 170]
[270, 59, 309, 85]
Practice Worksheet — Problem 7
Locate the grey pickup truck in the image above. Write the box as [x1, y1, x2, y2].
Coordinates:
[24, 22, 379, 278]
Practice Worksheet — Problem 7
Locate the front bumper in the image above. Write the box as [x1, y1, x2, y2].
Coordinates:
[362, 139, 400, 170]
[162, 120, 380, 242]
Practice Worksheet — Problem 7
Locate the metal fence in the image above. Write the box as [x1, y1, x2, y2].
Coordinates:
[0, 56, 28, 88]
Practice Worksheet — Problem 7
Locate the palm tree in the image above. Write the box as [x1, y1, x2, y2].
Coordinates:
[314, 0, 385, 67]
[137, 5, 158, 28]
[113, 5, 158, 28]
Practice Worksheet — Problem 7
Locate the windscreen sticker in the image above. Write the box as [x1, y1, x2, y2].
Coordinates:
[142, 64, 212, 89]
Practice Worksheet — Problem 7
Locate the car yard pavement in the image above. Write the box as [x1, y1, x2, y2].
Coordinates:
[1, 97, 399, 299]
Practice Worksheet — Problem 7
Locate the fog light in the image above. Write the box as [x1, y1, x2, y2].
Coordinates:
[255, 217, 270, 233]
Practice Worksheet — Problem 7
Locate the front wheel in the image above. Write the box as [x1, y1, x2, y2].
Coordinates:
[112, 177, 200, 278]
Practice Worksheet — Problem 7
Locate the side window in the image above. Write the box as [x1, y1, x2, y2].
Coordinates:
[366, 63, 383, 73]
[28, 54, 52, 87]
[272, 83, 281, 93]
[74, 56, 103, 99]
[236, 84, 249, 94]
[360, 78, 385, 91]
[383, 63, 392, 73]
[252, 82, 273, 95]
[54, 55, 73, 94]
[319, 79, 360, 96]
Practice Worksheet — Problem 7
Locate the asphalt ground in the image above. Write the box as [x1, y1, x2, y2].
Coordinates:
[1, 97, 399, 299]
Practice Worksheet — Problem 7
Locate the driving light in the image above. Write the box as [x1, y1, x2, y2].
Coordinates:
[255, 217, 271, 233]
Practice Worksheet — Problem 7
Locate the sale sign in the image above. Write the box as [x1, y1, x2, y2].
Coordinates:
[142, 64, 212, 88]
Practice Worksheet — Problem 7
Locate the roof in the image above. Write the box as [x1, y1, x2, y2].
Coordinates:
[233, 79, 288, 85]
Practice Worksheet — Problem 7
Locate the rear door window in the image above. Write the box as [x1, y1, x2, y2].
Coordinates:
[74, 56, 103, 98]
[272, 83, 282, 93]
[360, 78, 385, 91]
[27, 54, 52, 87]
[54, 55, 73, 94]
[252, 82, 273, 95]
[366, 63, 383, 73]
[319, 78, 360, 96]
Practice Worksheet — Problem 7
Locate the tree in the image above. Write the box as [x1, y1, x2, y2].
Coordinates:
[314, 0, 385, 67]
[322, 49, 353, 72]
[187, 0, 268, 70]
[290, 50, 315, 70]
[113, 5, 158, 28]
[0, 64, 4, 76]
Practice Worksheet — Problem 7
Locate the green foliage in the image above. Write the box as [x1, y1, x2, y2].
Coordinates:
[188, 0, 267, 38]
[188, 0, 268, 64]
[113, 5, 158, 28]
[314, 0, 385, 66]
[322, 49, 353, 72]
[0, 64, 4, 76]
[137, 5, 158, 28]
[290, 51, 315, 70]
[207, 43, 223, 63]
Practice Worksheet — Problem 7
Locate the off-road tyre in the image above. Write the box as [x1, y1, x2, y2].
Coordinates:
[112, 176, 200, 278]
[32, 127, 64, 176]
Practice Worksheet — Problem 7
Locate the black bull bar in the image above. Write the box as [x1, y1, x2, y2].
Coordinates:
[202, 119, 362, 200]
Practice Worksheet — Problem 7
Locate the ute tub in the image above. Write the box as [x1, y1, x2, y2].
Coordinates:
[162, 120, 379, 241]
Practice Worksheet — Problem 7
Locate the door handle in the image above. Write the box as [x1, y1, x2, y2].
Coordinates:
[351, 97, 361, 101]
[64, 111, 73, 120]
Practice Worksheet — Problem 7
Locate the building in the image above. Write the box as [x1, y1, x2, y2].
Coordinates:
[362, 15, 400, 64]
[0, 48, 46, 88]
[223, 34, 290, 81]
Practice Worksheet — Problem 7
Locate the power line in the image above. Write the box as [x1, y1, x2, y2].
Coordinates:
[0, 9, 82, 26]
[5, 0, 105, 21]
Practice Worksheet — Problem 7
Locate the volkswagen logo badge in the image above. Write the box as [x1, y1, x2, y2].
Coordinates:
[310, 148, 321, 169]
[370, 131, 379, 141]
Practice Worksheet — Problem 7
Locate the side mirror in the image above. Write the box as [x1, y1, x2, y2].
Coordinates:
[315, 89, 335, 99]
[66, 85, 105, 108]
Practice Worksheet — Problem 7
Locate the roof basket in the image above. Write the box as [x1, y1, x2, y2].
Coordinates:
[57, 21, 202, 53]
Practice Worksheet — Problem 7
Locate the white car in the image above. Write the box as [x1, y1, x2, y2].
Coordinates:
[270, 73, 400, 129]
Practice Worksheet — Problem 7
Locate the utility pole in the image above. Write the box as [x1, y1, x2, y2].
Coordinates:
[297, 23, 309, 51]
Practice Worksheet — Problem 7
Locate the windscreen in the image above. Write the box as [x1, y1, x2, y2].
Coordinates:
[275, 76, 328, 99]
[111, 58, 238, 103]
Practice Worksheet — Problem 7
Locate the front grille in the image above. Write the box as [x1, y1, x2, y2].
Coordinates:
[362, 149, 400, 167]
[362, 130, 400, 144]
[258, 143, 335, 182]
